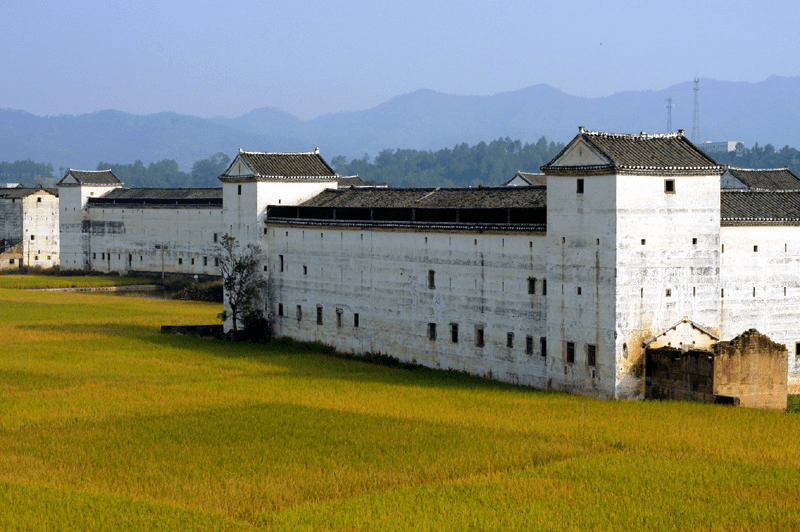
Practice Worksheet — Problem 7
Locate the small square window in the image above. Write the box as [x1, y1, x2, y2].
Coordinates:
[506, 332, 514, 348]
[754, 245, 758, 252]
[641, 239, 646, 245]
[666, 288, 671, 297]
[692, 238, 698, 245]
[178, 258, 183, 265]
[37, 197, 42, 203]
[428, 323, 436, 341]
[30, 235, 34, 240]
[665, 179, 675, 193]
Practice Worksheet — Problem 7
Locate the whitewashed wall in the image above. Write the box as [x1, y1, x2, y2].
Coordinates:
[84, 205, 222, 275]
[21, 192, 59, 268]
[545, 173, 618, 399]
[720, 225, 800, 392]
[268, 225, 549, 387]
[59, 184, 121, 269]
[613, 171, 722, 399]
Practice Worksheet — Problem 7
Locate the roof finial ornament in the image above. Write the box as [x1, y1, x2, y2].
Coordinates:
[315, 147, 320, 154]
[578, 126, 585, 134]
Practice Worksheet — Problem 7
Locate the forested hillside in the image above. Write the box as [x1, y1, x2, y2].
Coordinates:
[331, 137, 564, 187]
[706, 143, 800, 176]
[5, 139, 800, 189]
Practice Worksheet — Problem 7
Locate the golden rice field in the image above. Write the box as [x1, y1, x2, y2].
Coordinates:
[0, 276, 798, 531]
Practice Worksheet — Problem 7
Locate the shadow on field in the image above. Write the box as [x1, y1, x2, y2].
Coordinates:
[21, 320, 555, 395]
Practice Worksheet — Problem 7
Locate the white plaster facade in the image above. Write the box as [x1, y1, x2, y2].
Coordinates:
[49, 136, 800, 399]
[0, 186, 59, 270]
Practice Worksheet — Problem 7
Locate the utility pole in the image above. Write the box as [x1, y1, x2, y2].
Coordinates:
[665, 96, 674, 133]
[691, 77, 701, 144]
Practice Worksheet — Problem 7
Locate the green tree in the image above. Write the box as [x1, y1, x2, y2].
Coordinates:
[216, 234, 266, 339]
[191, 152, 231, 187]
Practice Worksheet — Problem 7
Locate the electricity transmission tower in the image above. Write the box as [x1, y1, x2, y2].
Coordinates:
[665, 96, 674, 133]
[691, 77, 701, 143]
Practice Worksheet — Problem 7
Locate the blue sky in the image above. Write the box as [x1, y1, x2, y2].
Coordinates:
[3, 0, 799, 120]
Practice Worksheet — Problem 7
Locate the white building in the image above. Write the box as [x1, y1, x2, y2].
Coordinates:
[259, 128, 799, 403]
[0, 185, 59, 270]
[54, 131, 798, 404]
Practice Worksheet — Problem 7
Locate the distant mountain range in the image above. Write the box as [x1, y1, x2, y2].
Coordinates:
[2, 76, 800, 173]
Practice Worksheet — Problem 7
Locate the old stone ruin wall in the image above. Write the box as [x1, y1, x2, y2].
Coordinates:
[645, 329, 787, 410]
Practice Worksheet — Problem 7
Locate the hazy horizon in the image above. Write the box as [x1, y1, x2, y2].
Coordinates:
[4, 0, 799, 121]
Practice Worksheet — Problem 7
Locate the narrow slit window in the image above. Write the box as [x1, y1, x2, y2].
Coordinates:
[566, 342, 575, 364]
[428, 323, 436, 341]
[526, 335, 533, 355]
[450, 323, 459, 343]
[506, 332, 514, 348]
[665, 179, 675, 193]
[475, 327, 485, 348]
[587, 344, 597, 367]
[577, 178, 584, 194]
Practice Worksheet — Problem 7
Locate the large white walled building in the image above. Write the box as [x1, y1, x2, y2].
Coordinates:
[54, 129, 800, 403]
[0, 184, 59, 270]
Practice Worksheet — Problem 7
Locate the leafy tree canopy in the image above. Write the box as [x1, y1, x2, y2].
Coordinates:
[330, 137, 565, 187]
[709, 142, 800, 175]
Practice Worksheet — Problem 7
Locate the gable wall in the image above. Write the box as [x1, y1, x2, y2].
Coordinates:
[614, 171, 722, 399]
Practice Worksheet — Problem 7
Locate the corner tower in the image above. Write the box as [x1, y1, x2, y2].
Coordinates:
[57, 169, 122, 270]
[218, 148, 339, 248]
[541, 127, 725, 400]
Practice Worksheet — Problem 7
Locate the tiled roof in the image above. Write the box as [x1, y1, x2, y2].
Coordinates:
[721, 190, 800, 225]
[96, 187, 222, 200]
[88, 187, 222, 207]
[299, 186, 546, 209]
[503, 171, 546, 186]
[220, 149, 337, 182]
[542, 127, 724, 176]
[722, 167, 800, 190]
[337, 176, 389, 188]
[58, 169, 122, 186]
[0, 185, 58, 199]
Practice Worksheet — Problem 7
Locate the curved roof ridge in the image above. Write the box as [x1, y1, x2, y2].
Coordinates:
[238, 148, 320, 156]
[578, 126, 687, 139]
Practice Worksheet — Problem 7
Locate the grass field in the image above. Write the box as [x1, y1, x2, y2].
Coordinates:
[0, 277, 798, 531]
[0, 273, 156, 289]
